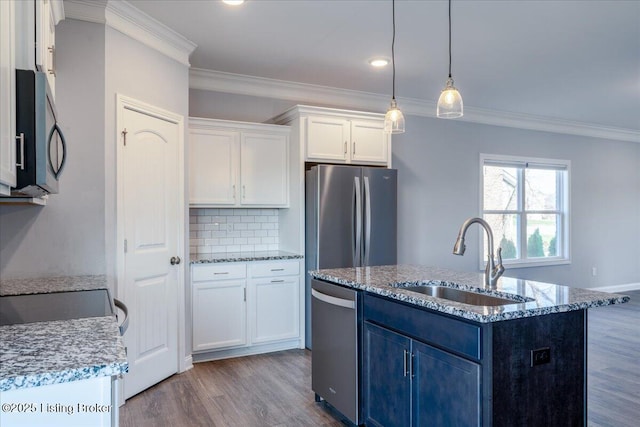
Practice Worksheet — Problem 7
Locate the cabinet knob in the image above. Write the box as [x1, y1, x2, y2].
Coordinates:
[170, 256, 181, 265]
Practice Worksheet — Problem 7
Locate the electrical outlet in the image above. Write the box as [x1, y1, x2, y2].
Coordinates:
[592, 267, 597, 277]
[531, 347, 551, 367]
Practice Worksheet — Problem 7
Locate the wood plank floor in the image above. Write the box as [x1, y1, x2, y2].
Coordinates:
[587, 289, 640, 427]
[119, 349, 343, 427]
[120, 291, 639, 427]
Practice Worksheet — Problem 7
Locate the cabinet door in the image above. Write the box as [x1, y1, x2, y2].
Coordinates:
[306, 115, 350, 162]
[364, 322, 411, 427]
[35, 0, 55, 97]
[249, 275, 299, 343]
[192, 280, 247, 351]
[350, 119, 388, 164]
[0, 0, 16, 195]
[189, 129, 238, 206]
[240, 132, 288, 206]
[412, 340, 481, 427]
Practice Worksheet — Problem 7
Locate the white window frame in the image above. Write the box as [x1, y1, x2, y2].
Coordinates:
[479, 153, 571, 269]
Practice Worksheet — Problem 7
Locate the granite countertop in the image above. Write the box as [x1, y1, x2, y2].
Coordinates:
[0, 274, 109, 296]
[191, 250, 303, 264]
[309, 265, 630, 323]
[0, 275, 128, 392]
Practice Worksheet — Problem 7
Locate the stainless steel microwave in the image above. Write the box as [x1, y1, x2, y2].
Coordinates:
[13, 69, 66, 197]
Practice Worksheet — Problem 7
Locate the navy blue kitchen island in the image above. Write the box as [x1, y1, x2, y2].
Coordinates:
[310, 265, 629, 427]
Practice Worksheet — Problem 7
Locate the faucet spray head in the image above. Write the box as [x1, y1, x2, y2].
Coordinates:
[453, 236, 466, 255]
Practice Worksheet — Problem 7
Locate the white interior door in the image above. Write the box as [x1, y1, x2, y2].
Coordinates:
[118, 99, 183, 399]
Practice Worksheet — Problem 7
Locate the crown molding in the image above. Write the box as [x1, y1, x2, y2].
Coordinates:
[63, 0, 196, 66]
[51, 0, 66, 25]
[190, 68, 640, 143]
[190, 68, 387, 111]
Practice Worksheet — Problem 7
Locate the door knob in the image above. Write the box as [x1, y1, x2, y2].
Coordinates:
[170, 256, 181, 265]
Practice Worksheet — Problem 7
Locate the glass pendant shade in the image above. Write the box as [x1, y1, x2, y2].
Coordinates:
[437, 77, 463, 118]
[384, 99, 405, 134]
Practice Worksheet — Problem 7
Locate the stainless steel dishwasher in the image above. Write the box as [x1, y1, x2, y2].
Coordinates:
[311, 278, 360, 425]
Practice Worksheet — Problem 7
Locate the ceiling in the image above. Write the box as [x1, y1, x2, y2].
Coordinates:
[126, 0, 640, 134]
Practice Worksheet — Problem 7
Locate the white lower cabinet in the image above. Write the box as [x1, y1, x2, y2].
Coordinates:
[191, 259, 301, 358]
[249, 263, 300, 344]
[192, 279, 247, 351]
[0, 376, 117, 427]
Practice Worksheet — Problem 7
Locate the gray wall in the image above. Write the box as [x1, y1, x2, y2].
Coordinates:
[392, 116, 640, 289]
[191, 90, 640, 289]
[0, 20, 106, 279]
[0, 20, 190, 287]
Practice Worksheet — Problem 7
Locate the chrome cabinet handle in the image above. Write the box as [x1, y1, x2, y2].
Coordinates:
[232, 184, 236, 199]
[353, 141, 356, 155]
[403, 349, 408, 377]
[242, 185, 246, 199]
[16, 133, 25, 170]
[344, 141, 347, 155]
[170, 256, 181, 265]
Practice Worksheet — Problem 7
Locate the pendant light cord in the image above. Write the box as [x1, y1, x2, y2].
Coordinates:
[392, 0, 397, 100]
[448, 0, 452, 79]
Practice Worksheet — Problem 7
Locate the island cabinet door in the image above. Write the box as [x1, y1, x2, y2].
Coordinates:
[364, 322, 411, 427]
[412, 340, 481, 427]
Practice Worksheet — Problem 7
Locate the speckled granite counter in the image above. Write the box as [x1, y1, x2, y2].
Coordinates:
[0, 274, 108, 296]
[310, 265, 630, 323]
[191, 250, 303, 264]
[0, 275, 128, 392]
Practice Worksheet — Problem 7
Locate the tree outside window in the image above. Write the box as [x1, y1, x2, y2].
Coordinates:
[481, 154, 570, 267]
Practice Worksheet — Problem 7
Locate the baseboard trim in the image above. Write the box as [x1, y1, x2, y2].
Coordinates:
[593, 283, 640, 293]
[181, 355, 193, 373]
[192, 339, 302, 363]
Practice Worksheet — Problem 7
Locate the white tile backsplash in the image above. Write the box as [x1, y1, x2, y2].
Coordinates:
[189, 208, 280, 254]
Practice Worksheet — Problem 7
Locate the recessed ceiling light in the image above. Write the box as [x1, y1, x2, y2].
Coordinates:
[222, 0, 245, 5]
[369, 58, 390, 68]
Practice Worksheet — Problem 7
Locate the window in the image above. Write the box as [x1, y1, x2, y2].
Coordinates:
[480, 154, 570, 267]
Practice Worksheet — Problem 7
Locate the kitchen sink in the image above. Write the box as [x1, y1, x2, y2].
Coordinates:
[401, 285, 523, 306]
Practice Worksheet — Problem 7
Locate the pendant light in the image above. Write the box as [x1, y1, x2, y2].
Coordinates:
[437, 0, 463, 118]
[384, 0, 405, 134]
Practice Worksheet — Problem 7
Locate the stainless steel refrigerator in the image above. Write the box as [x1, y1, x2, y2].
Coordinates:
[305, 164, 397, 348]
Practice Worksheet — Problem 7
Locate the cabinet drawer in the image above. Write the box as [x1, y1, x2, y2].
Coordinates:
[192, 263, 246, 282]
[250, 261, 299, 278]
[364, 294, 482, 360]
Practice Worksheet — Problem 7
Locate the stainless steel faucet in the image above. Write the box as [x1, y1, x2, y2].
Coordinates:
[453, 217, 505, 288]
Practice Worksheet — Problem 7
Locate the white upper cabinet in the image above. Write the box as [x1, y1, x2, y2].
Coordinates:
[189, 128, 238, 206]
[306, 115, 351, 161]
[0, 0, 17, 195]
[350, 119, 388, 164]
[188, 118, 290, 208]
[240, 132, 288, 206]
[14, 1, 62, 95]
[274, 105, 391, 166]
[35, 0, 62, 98]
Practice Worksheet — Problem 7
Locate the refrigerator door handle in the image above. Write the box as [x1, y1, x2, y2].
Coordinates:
[363, 176, 372, 266]
[354, 176, 362, 267]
